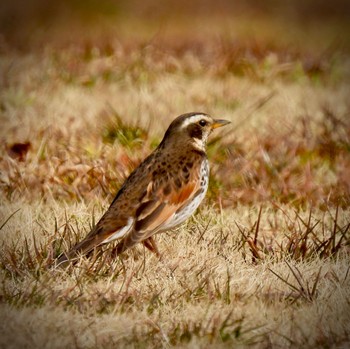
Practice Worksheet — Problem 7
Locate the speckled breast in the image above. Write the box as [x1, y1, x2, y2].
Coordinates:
[160, 159, 209, 232]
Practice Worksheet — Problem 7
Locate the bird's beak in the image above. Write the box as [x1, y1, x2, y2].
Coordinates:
[211, 119, 231, 129]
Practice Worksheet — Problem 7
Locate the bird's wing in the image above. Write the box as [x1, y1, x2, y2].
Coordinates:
[57, 154, 157, 264]
[123, 174, 203, 247]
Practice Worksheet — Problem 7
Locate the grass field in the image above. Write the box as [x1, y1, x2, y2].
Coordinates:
[1, 1, 350, 348]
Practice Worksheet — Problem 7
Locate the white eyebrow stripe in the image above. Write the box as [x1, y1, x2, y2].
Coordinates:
[181, 114, 208, 129]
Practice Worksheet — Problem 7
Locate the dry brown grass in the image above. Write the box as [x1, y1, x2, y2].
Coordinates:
[1, 4, 350, 348]
[0, 203, 349, 348]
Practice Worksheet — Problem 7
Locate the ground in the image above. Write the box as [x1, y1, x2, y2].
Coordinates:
[0, 1, 350, 348]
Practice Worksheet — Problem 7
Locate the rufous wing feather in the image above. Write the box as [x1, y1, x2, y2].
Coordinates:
[115, 179, 200, 254]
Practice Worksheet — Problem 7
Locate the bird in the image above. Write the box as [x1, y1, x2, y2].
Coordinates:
[56, 112, 230, 266]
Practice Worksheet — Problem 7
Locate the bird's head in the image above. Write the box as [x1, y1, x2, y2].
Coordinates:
[161, 112, 231, 151]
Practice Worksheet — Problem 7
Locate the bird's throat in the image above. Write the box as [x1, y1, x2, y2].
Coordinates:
[191, 137, 206, 152]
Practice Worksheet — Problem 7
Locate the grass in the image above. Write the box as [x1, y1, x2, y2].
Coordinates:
[1, 3, 350, 348]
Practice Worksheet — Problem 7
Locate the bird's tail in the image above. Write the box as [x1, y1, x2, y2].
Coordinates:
[55, 226, 106, 267]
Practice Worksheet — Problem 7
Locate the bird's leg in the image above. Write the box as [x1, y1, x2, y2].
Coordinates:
[110, 236, 161, 259]
[110, 236, 137, 258]
[142, 236, 161, 258]
[110, 242, 125, 259]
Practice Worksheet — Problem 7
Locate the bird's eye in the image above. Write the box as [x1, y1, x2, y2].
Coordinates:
[199, 119, 207, 127]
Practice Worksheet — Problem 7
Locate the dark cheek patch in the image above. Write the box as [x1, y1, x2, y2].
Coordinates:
[188, 124, 203, 139]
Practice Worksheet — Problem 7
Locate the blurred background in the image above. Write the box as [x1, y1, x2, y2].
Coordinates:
[1, 0, 350, 49]
[1, 0, 349, 207]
